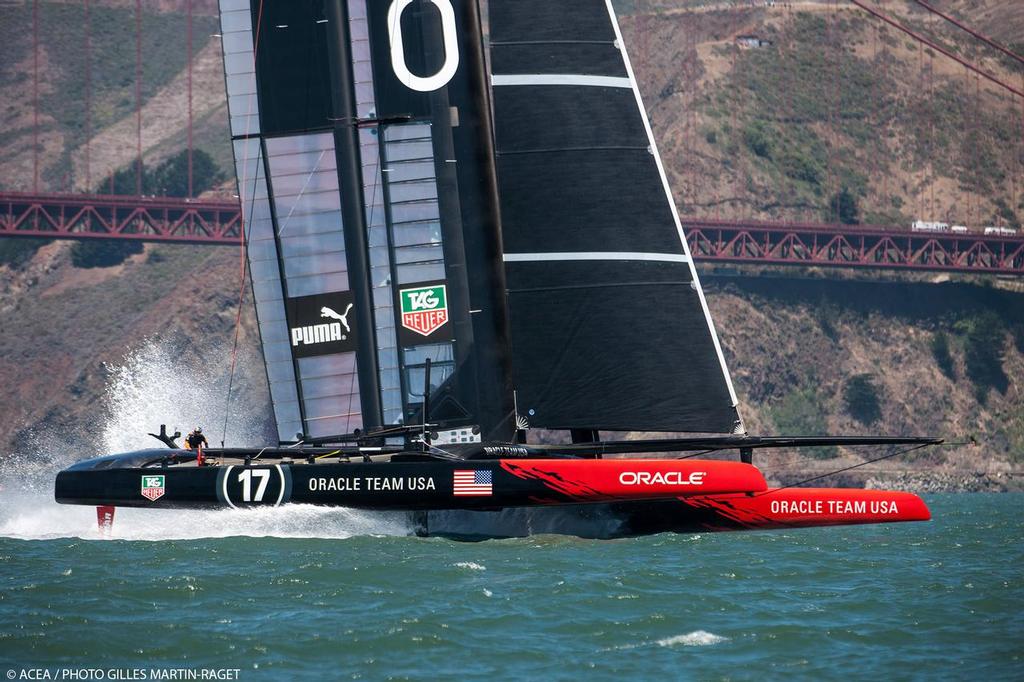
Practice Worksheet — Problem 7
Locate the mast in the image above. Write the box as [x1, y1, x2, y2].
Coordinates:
[324, 0, 382, 431]
[446, 0, 516, 440]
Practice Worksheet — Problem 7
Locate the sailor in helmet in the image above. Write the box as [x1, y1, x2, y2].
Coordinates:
[184, 426, 209, 466]
[184, 426, 208, 450]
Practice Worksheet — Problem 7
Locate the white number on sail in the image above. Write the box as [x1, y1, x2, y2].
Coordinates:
[238, 469, 271, 503]
[387, 0, 459, 92]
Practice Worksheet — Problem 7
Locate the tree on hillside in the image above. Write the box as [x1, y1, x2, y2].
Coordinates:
[149, 150, 224, 197]
[930, 332, 956, 380]
[955, 311, 1009, 403]
[0, 238, 52, 268]
[95, 149, 223, 198]
[829, 187, 859, 225]
[70, 240, 143, 269]
[843, 374, 882, 425]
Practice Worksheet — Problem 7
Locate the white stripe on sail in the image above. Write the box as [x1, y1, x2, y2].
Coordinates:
[491, 74, 632, 89]
[503, 251, 690, 263]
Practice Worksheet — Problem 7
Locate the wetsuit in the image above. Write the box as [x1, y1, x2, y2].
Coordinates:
[185, 432, 208, 449]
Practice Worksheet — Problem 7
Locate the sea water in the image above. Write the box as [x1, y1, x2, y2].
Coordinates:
[0, 496, 1020, 679]
[0, 346, 1021, 679]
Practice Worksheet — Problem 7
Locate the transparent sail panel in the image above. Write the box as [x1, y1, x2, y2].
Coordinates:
[263, 133, 362, 438]
[361, 128, 403, 424]
[382, 123, 455, 421]
[232, 137, 301, 442]
[219, 0, 260, 136]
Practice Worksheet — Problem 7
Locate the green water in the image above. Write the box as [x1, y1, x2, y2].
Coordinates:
[0, 495, 1020, 680]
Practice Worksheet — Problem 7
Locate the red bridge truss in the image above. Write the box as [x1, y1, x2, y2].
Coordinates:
[0, 192, 242, 245]
[1, 192, 1022, 275]
[686, 219, 1024, 276]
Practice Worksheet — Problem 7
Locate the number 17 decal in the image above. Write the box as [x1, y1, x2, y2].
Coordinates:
[238, 468, 270, 502]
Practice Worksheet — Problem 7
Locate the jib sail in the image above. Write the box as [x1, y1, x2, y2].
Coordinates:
[218, 0, 515, 443]
[489, 0, 743, 433]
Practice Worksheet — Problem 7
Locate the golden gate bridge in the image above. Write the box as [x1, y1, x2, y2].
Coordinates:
[1, 0, 1021, 275]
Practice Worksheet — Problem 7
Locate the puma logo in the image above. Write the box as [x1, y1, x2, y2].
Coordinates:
[321, 304, 354, 332]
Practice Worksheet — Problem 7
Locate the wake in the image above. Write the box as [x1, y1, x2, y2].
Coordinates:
[0, 340, 412, 542]
[0, 339, 632, 542]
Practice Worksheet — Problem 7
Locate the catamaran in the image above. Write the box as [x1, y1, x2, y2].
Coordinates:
[55, 0, 938, 536]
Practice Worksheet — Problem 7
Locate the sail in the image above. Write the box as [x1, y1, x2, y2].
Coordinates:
[218, 0, 515, 443]
[489, 0, 743, 433]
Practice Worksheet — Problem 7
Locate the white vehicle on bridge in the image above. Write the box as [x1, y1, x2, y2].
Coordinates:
[911, 220, 950, 232]
[983, 226, 1018, 237]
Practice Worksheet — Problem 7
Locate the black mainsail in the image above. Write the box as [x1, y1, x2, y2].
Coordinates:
[223, 0, 742, 443]
[489, 0, 742, 434]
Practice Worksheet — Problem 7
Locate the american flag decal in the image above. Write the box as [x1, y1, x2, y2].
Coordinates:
[453, 469, 493, 496]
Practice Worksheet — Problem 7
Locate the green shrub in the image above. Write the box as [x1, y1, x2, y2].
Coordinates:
[0, 238, 51, 268]
[955, 312, 1009, 402]
[829, 187, 860, 225]
[770, 387, 838, 459]
[743, 121, 773, 159]
[930, 331, 956, 380]
[779, 147, 822, 185]
[98, 149, 224, 198]
[843, 374, 882, 425]
[69, 240, 143, 269]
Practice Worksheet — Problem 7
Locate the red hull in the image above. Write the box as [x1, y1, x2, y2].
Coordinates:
[500, 458, 768, 501]
[679, 488, 931, 530]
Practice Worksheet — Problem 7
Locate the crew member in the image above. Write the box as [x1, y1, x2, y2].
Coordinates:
[185, 427, 209, 466]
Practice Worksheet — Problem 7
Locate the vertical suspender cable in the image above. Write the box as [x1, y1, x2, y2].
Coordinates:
[135, 0, 143, 196]
[85, 0, 92, 192]
[32, 0, 39, 193]
[187, 0, 193, 199]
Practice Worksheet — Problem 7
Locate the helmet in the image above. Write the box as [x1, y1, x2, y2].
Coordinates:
[195, 427, 202, 434]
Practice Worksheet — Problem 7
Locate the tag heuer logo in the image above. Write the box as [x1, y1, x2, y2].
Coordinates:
[400, 284, 449, 337]
[141, 475, 165, 501]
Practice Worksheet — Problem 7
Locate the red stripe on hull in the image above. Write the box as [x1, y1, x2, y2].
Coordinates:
[500, 459, 767, 502]
[680, 488, 931, 530]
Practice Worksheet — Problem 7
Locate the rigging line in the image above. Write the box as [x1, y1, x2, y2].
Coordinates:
[275, 148, 329, 237]
[673, 449, 716, 460]
[220, 164, 259, 447]
[754, 442, 935, 496]
[423, 441, 459, 460]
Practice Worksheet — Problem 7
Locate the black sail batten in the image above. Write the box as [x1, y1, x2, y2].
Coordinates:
[219, 0, 515, 444]
[489, 0, 742, 434]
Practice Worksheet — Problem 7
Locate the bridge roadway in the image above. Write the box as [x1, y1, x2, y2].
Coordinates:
[1, 192, 1022, 275]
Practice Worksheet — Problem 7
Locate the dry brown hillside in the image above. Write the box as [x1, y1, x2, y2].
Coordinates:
[620, 0, 1024, 228]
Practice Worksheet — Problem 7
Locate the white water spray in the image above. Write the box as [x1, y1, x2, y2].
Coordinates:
[0, 339, 410, 541]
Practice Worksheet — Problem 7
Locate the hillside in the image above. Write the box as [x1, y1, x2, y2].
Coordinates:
[619, 1, 1024, 228]
[0, 1, 1022, 489]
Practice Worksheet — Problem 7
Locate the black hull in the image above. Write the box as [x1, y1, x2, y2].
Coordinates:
[55, 448, 930, 536]
[54, 452, 764, 511]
